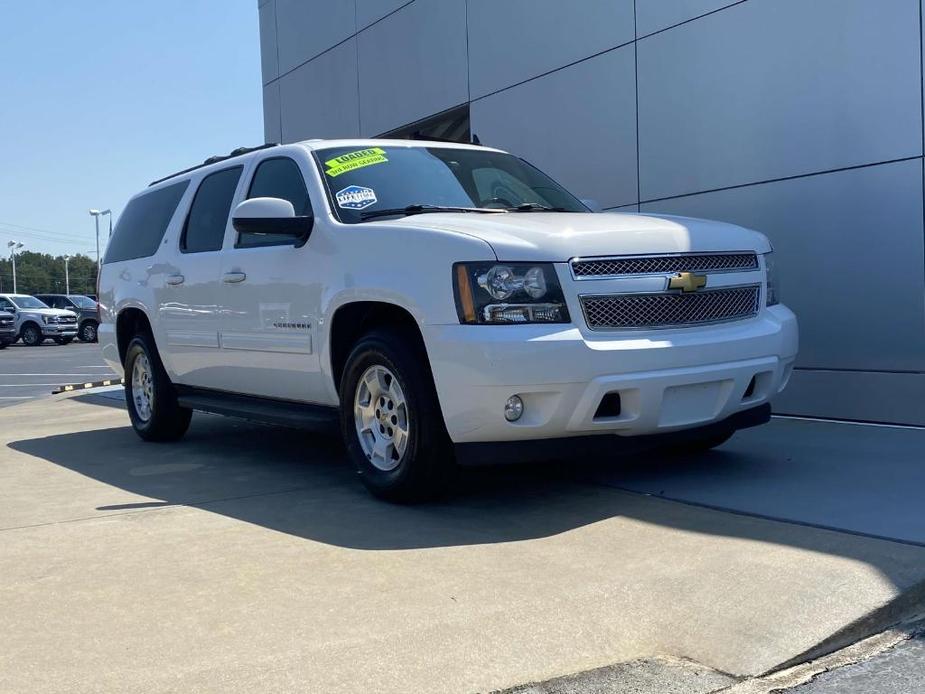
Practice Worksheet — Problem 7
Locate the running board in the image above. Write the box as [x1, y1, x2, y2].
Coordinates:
[175, 386, 339, 433]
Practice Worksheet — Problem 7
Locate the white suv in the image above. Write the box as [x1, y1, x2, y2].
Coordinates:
[0, 294, 79, 346]
[99, 140, 798, 501]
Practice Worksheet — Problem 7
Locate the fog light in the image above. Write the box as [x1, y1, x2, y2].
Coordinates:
[504, 395, 524, 422]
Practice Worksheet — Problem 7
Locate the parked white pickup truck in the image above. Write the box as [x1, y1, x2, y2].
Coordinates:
[99, 139, 798, 501]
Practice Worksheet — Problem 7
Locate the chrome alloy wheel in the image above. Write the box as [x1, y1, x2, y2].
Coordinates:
[131, 352, 154, 422]
[354, 364, 410, 471]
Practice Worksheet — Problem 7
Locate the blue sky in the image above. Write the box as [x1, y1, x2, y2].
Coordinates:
[0, 1, 264, 257]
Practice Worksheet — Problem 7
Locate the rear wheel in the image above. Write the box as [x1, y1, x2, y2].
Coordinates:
[0, 342, 7, 349]
[124, 333, 192, 442]
[339, 329, 454, 502]
[79, 320, 98, 342]
[20, 323, 43, 346]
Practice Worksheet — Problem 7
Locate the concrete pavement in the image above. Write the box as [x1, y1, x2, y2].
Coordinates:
[2, 393, 925, 692]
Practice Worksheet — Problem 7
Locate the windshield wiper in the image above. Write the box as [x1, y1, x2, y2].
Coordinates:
[360, 204, 506, 220]
[507, 203, 569, 212]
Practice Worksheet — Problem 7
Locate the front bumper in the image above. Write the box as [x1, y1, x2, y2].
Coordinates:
[424, 305, 798, 443]
[42, 323, 78, 337]
[0, 328, 15, 343]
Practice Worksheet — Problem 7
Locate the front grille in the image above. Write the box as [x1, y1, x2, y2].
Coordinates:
[59, 316, 77, 324]
[571, 252, 758, 278]
[581, 285, 760, 330]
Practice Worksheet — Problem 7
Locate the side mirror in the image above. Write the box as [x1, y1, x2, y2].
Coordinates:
[232, 197, 313, 244]
[581, 198, 603, 213]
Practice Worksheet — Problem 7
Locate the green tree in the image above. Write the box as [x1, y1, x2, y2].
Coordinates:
[0, 251, 98, 295]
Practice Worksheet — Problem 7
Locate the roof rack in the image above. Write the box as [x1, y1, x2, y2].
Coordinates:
[148, 143, 279, 187]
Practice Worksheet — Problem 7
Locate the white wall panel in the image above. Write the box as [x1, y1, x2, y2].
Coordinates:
[276, 0, 357, 75]
[357, 0, 468, 135]
[258, 0, 278, 84]
[637, 0, 922, 201]
[279, 40, 360, 141]
[467, 0, 633, 98]
[641, 160, 925, 373]
[635, 0, 740, 37]
[472, 47, 637, 209]
[263, 82, 282, 143]
[356, 0, 409, 29]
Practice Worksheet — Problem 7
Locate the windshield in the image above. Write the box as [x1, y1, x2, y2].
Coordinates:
[11, 296, 49, 309]
[68, 295, 97, 308]
[314, 145, 588, 223]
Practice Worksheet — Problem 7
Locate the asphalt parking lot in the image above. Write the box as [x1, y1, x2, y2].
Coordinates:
[0, 341, 116, 408]
[1, 348, 924, 693]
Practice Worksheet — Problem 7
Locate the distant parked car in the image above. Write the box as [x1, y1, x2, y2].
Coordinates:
[0, 294, 78, 346]
[34, 294, 100, 342]
[0, 311, 15, 348]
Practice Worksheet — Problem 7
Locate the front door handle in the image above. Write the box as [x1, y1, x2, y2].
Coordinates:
[223, 271, 247, 284]
[166, 274, 185, 286]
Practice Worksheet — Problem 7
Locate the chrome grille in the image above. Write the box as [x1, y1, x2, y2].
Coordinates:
[581, 285, 760, 330]
[59, 315, 77, 324]
[571, 252, 758, 278]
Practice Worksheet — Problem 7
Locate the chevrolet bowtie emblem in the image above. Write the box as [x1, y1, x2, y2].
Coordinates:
[668, 271, 708, 293]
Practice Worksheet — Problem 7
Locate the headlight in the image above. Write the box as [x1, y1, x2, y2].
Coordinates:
[453, 262, 570, 324]
[763, 252, 780, 306]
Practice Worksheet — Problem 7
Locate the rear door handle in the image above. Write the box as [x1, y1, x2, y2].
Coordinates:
[166, 274, 185, 286]
[223, 271, 247, 284]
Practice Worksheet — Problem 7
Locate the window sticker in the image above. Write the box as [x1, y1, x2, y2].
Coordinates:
[336, 185, 378, 210]
[325, 147, 388, 177]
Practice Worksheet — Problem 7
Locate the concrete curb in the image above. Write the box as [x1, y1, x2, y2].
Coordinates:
[52, 378, 124, 394]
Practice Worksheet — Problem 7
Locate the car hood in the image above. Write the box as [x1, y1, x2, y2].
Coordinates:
[379, 212, 771, 261]
[19, 308, 77, 318]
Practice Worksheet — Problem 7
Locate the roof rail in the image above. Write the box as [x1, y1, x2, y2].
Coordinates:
[148, 143, 279, 187]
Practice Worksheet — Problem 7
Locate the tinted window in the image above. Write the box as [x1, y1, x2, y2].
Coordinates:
[0, 297, 16, 311]
[69, 295, 97, 308]
[240, 158, 311, 248]
[182, 167, 242, 253]
[104, 181, 189, 263]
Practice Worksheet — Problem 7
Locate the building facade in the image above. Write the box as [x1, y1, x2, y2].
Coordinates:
[259, 0, 925, 425]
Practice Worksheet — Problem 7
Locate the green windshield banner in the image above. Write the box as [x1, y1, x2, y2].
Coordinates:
[324, 148, 388, 177]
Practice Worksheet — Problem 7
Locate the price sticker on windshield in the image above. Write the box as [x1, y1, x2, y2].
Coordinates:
[325, 148, 388, 177]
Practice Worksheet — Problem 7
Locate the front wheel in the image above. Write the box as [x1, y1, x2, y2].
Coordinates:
[339, 329, 454, 502]
[20, 323, 43, 346]
[124, 333, 192, 442]
[79, 321, 98, 342]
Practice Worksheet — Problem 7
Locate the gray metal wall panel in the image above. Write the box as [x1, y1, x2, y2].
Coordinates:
[467, 0, 634, 98]
[641, 159, 925, 373]
[356, 0, 409, 29]
[471, 47, 638, 209]
[635, 0, 741, 37]
[357, 0, 468, 135]
[258, 0, 278, 85]
[275, 0, 357, 75]
[279, 40, 360, 142]
[263, 82, 282, 143]
[637, 0, 922, 201]
[774, 371, 925, 427]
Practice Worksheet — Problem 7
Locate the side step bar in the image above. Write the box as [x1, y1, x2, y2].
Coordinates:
[175, 386, 339, 433]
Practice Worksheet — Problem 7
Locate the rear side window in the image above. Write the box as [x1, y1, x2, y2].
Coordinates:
[104, 181, 189, 263]
[181, 167, 243, 253]
[238, 157, 311, 248]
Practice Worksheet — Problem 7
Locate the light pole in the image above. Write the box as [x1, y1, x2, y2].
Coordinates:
[63, 254, 71, 294]
[89, 209, 111, 270]
[7, 241, 23, 293]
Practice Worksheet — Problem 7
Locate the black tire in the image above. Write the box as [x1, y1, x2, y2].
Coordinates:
[54, 336, 74, 345]
[0, 342, 7, 349]
[124, 332, 192, 442]
[20, 323, 43, 346]
[661, 427, 736, 455]
[339, 328, 455, 502]
[79, 320, 98, 342]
